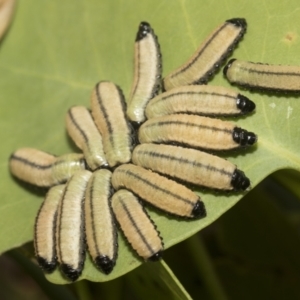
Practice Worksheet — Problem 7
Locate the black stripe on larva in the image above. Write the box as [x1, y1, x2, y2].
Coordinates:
[236, 94, 256, 113]
[95, 82, 114, 143]
[231, 169, 250, 190]
[68, 108, 88, 143]
[136, 150, 232, 178]
[88, 177, 99, 258]
[119, 195, 157, 257]
[156, 90, 237, 102]
[10, 154, 53, 170]
[232, 127, 257, 146]
[115, 84, 135, 152]
[57, 186, 68, 268]
[143, 120, 233, 134]
[136, 21, 151, 41]
[116, 168, 196, 206]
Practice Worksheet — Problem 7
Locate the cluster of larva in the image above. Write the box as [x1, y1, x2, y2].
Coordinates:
[9, 18, 258, 282]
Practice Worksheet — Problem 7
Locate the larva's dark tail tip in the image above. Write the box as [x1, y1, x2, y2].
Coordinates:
[237, 94, 256, 113]
[231, 169, 250, 191]
[148, 250, 163, 262]
[36, 256, 57, 273]
[136, 21, 152, 41]
[226, 18, 247, 29]
[223, 58, 236, 76]
[95, 255, 115, 275]
[247, 132, 258, 145]
[191, 200, 207, 219]
[60, 264, 82, 281]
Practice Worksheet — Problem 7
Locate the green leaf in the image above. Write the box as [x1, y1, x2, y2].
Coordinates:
[1, 0, 300, 283]
[125, 260, 192, 300]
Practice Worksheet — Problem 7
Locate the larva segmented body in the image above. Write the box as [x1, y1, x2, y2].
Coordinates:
[132, 143, 250, 191]
[56, 170, 92, 281]
[112, 189, 163, 261]
[91, 81, 132, 167]
[138, 114, 257, 151]
[85, 169, 118, 275]
[127, 21, 162, 124]
[34, 184, 65, 273]
[145, 85, 255, 119]
[9, 148, 86, 187]
[224, 58, 300, 92]
[163, 18, 247, 90]
[112, 164, 206, 219]
[66, 106, 108, 170]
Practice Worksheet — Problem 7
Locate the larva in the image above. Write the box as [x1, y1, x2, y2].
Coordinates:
[65, 106, 108, 170]
[145, 85, 255, 119]
[126, 21, 162, 124]
[34, 184, 65, 273]
[111, 189, 163, 261]
[91, 81, 132, 167]
[85, 169, 117, 275]
[163, 18, 247, 91]
[138, 114, 257, 151]
[111, 164, 206, 219]
[0, 0, 16, 40]
[132, 143, 250, 191]
[56, 170, 92, 281]
[224, 58, 300, 92]
[9, 148, 86, 187]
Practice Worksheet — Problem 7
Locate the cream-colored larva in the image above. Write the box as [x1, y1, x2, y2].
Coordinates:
[0, 0, 16, 40]
[91, 81, 132, 167]
[145, 85, 255, 119]
[224, 58, 300, 92]
[138, 114, 257, 150]
[132, 143, 250, 191]
[65, 106, 108, 170]
[126, 21, 162, 123]
[163, 18, 247, 91]
[111, 164, 206, 219]
[34, 184, 65, 273]
[56, 170, 92, 281]
[85, 169, 117, 275]
[9, 148, 86, 187]
[111, 189, 163, 261]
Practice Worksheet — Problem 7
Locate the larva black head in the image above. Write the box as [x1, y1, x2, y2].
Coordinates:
[136, 21, 151, 41]
[232, 127, 257, 147]
[231, 169, 250, 190]
[223, 58, 236, 76]
[148, 250, 163, 262]
[236, 94, 256, 113]
[95, 255, 115, 275]
[60, 264, 81, 281]
[191, 200, 207, 219]
[36, 256, 57, 273]
[226, 18, 247, 29]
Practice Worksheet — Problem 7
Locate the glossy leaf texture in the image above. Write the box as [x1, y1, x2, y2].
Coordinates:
[1, 0, 300, 284]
